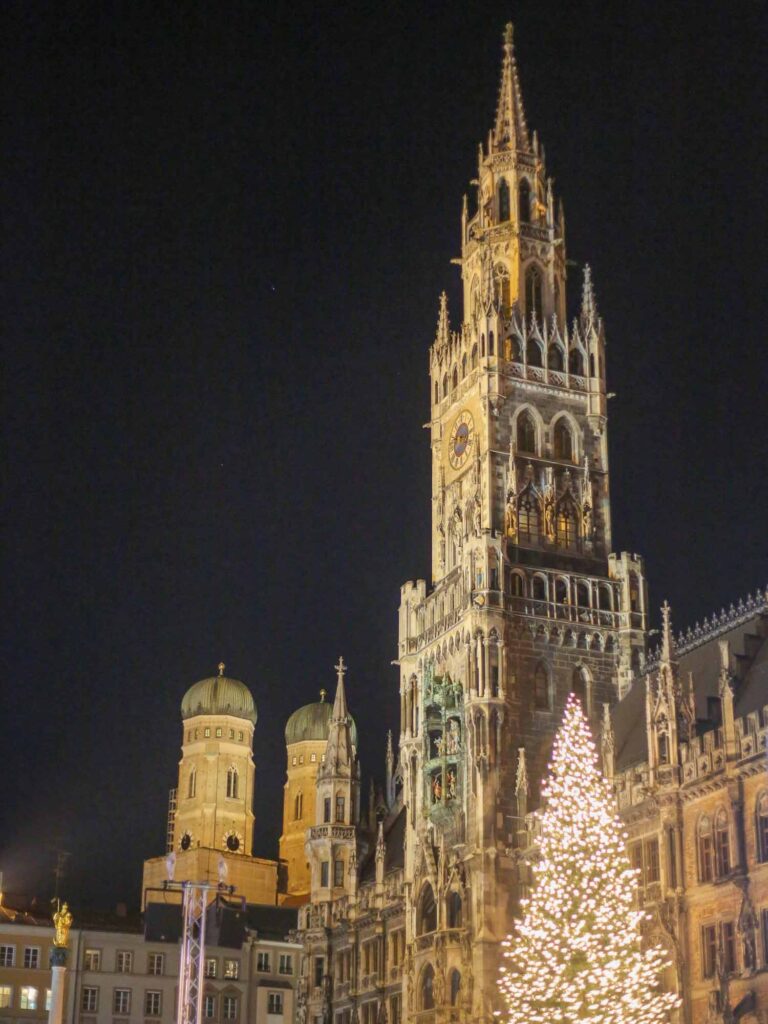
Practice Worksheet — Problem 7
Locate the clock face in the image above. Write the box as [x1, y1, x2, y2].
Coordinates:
[448, 410, 475, 470]
[224, 831, 242, 853]
[180, 832, 192, 851]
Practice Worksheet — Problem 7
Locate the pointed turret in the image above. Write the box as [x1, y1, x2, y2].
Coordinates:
[435, 291, 450, 350]
[493, 23, 530, 152]
[322, 657, 353, 775]
[580, 264, 599, 329]
[385, 730, 395, 807]
[660, 600, 676, 668]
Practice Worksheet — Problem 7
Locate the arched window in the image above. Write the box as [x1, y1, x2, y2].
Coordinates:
[188, 768, 196, 799]
[548, 344, 564, 371]
[498, 179, 510, 222]
[525, 266, 543, 321]
[714, 809, 731, 877]
[598, 585, 612, 610]
[452, 366, 458, 390]
[471, 344, 478, 369]
[461, 353, 467, 378]
[526, 337, 543, 367]
[417, 883, 437, 935]
[511, 573, 524, 597]
[629, 573, 641, 612]
[698, 816, 714, 882]
[534, 663, 549, 710]
[556, 497, 578, 548]
[553, 420, 573, 461]
[569, 349, 585, 376]
[449, 970, 461, 1007]
[447, 891, 462, 928]
[572, 667, 588, 706]
[489, 331, 495, 356]
[532, 575, 547, 601]
[421, 964, 435, 1010]
[226, 767, 239, 800]
[517, 411, 536, 453]
[518, 491, 541, 543]
[555, 578, 568, 605]
[442, 374, 449, 399]
[757, 793, 768, 862]
[576, 581, 590, 607]
[294, 792, 303, 821]
[518, 179, 531, 222]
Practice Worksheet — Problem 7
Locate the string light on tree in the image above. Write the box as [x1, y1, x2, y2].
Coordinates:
[498, 694, 680, 1024]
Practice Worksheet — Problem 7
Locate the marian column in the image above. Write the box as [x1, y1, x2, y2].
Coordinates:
[48, 902, 73, 1024]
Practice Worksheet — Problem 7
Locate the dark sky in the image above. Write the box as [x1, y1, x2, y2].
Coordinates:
[2, 1, 766, 909]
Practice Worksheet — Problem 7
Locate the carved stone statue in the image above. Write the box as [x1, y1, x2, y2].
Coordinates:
[52, 902, 73, 948]
[473, 492, 482, 537]
[544, 490, 555, 541]
[504, 494, 517, 537]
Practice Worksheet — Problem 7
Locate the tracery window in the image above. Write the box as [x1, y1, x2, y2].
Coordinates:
[556, 497, 578, 548]
[525, 265, 543, 321]
[417, 884, 437, 935]
[553, 419, 573, 461]
[518, 490, 540, 543]
[517, 411, 536, 453]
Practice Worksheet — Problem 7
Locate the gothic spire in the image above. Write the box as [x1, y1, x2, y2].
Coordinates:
[493, 23, 530, 153]
[580, 264, 599, 328]
[660, 600, 676, 667]
[323, 657, 353, 774]
[435, 291, 450, 349]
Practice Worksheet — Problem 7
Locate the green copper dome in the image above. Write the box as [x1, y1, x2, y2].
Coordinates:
[285, 694, 358, 747]
[181, 665, 257, 724]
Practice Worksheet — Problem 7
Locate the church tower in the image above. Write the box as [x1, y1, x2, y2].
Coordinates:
[397, 24, 649, 1022]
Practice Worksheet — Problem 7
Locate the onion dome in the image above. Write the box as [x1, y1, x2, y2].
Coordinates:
[181, 662, 257, 724]
[285, 689, 358, 747]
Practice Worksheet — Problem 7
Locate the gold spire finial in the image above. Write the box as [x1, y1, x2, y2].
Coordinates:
[218, 662, 225, 676]
[335, 656, 347, 685]
[319, 688, 327, 702]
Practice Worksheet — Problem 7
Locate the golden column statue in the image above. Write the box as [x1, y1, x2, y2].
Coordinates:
[48, 902, 73, 1024]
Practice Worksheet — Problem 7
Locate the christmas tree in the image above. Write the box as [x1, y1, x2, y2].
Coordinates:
[498, 694, 679, 1024]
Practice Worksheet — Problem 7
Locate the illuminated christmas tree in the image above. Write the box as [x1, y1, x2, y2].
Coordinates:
[498, 694, 679, 1024]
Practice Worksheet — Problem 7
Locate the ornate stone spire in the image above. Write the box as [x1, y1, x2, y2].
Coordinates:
[493, 23, 530, 152]
[660, 600, 676, 667]
[580, 264, 599, 328]
[322, 657, 353, 775]
[435, 291, 450, 349]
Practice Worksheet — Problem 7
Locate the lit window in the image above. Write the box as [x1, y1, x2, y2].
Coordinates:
[21, 987, 38, 1011]
[45, 989, 51, 1011]
[113, 989, 131, 1015]
[299, 755, 304, 765]
[204, 995, 217, 1019]
[116, 951, 132, 974]
[291, 756, 297, 766]
[556, 497, 578, 548]
[268, 993, 283, 1015]
[223, 996, 237, 1021]
[84, 949, 101, 972]
[256, 952, 271, 973]
[216, 727, 222, 738]
[23, 947, 40, 969]
[0, 987, 12, 1009]
[147, 953, 164, 976]
[204, 727, 211, 738]
[144, 991, 162, 1017]
[223, 959, 239, 980]
[205, 958, 217, 978]
[229, 729, 234, 739]
[518, 491, 541, 544]
[278, 954, 293, 975]
[81, 988, 98, 1012]
[0, 946, 14, 968]
[310, 752, 317, 762]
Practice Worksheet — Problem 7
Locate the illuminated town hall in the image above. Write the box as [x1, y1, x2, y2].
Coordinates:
[291, 23, 768, 1024]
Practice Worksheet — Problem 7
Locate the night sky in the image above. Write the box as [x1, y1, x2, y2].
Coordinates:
[2, 2, 766, 909]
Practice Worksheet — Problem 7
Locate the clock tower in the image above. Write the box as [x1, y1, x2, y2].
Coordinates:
[397, 24, 649, 1021]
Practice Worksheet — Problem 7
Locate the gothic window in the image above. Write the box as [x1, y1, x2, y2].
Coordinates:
[511, 572, 524, 596]
[598, 585, 612, 611]
[553, 419, 573, 461]
[481, 333, 485, 357]
[569, 348, 585, 376]
[434, 380, 439, 404]
[188, 768, 196, 799]
[442, 374, 449, 399]
[571, 667, 589, 708]
[548, 344, 564, 371]
[421, 965, 435, 1010]
[508, 335, 522, 361]
[518, 491, 541, 543]
[526, 337, 543, 367]
[498, 179, 510, 222]
[629, 573, 640, 612]
[518, 178, 531, 222]
[555, 578, 568, 605]
[517, 411, 536, 453]
[471, 344, 478, 369]
[452, 366, 458, 390]
[531, 575, 546, 602]
[576, 581, 590, 607]
[446, 892, 462, 928]
[657, 732, 669, 764]
[335, 795, 345, 822]
[698, 816, 714, 882]
[589, 353, 596, 377]
[757, 793, 768, 862]
[294, 792, 303, 821]
[534, 663, 549, 710]
[449, 970, 461, 1006]
[714, 809, 731, 877]
[333, 859, 344, 887]
[525, 265, 543, 321]
[226, 767, 238, 799]
[417, 884, 437, 935]
[556, 497, 578, 548]
[324, 797, 332, 823]
[494, 264, 511, 310]
[461, 353, 467, 378]
[489, 331, 495, 356]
